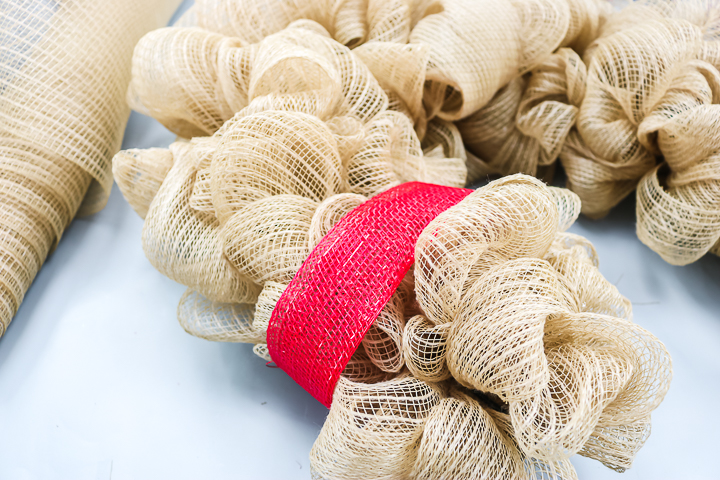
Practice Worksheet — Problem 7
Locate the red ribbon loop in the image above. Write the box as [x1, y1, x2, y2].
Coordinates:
[267, 182, 471, 407]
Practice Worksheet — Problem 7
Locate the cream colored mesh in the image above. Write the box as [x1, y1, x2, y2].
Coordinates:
[308, 193, 367, 250]
[410, 0, 521, 121]
[177, 288, 260, 343]
[142, 142, 261, 304]
[412, 390, 524, 480]
[210, 110, 342, 224]
[0, 0, 180, 334]
[402, 315, 451, 383]
[361, 290, 406, 373]
[222, 194, 317, 284]
[112, 148, 174, 219]
[310, 376, 442, 480]
[111, 2, 678, 473]
[326, 116, 366, 167]
[252, 281, 287, 342]
[127, 27, 246, 137]
[128, 22, 390, 138]
[448, 258, 569, 403]
[195, 0, 327, 44]
[414, 175, 559, 325]
[635, 60, 720, 264]
[457, 47, 587, 180]
[346, 110, 465, 196]
[550, 0, 720, 263]
[353, 42, 428, 128]
[340, 345, 392, 383]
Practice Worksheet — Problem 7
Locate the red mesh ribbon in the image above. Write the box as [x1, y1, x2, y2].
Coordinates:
[267, 182, 471, 407]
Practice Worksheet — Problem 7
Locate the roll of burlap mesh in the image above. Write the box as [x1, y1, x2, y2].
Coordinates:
[112, 2, 674, 477]
[0, 0, 181, 336]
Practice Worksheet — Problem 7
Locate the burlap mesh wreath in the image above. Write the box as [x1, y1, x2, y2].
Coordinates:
[113, 1, 674, 478]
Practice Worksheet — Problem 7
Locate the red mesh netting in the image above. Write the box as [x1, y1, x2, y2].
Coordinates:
[267, 182, 471, 407]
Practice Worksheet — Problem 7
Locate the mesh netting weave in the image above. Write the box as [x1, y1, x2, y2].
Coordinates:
[0, 0, 180, 335]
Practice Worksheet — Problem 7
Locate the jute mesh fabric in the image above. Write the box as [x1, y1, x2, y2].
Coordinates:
[414, 175, 563, 326]
[558, 0, 720, 264]
[112, 148, 174, 219]
[142, 142, 261, 305]
[0, 0, 180, 335]
[117, 152, 672, 476]
[457, 47, 588, 179]
[127, 0, 588, 141]
[310, 376, 443, 480]
[112, 2, 677, 475]
[128, 22, 390, 138]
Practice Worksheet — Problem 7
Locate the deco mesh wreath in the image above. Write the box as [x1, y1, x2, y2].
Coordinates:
[113, 0, 673, 478]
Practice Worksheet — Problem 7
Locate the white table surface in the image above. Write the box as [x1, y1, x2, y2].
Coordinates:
[1, 2, 719, 479]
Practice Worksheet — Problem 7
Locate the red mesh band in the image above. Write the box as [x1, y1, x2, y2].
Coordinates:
[267, 182, 472, 407]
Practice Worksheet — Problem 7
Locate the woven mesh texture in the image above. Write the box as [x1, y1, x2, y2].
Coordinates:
[111, 2, 681, 473]
[142, 142, 261, 305]
[457, 47, 588, 180]
[412, 390, 524, 480]
[128, 23, 390, 138]
[112, 148, 174, 219]
[414, 175, 561, 326]
[118, 144, 672, 473]
[266, 182, 471, 407]
[310, 376, 442, 480]
[210, 110, 342, 224]
[556, 0, 720, 264]
[0, 0, 180, 334]
[177, 288, 260, 343]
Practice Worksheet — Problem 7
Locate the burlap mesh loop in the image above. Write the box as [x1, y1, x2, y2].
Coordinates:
[252, 281, 287, 342]
[635, 60, 720, 264]
[127, 27, 245, 137]
[347, 111, 428, 196]
[447, 258, 570, 403]
[414, 175, 559, 325]
[310, 376, 442, 480]
[361, 290, 406, 373]
[128, 23, 388, 139]
[112, 148, 174, 219]
[564, 19, 700, 217]
[177, 288, 260, 343]
[354, 42, 428, 128]
[142, 142, 260, 305]
[409, 0, 521, 121]
[209, 110, 342, 224]
[402, 315, 452, 383]
[222, 194, 318, 284]
[512, 0, 570, 75]
[308, 193, 367, 250]
[341, 345, 393, 383]
[412, 390, 525, 480]
[457, 47, 587, 179]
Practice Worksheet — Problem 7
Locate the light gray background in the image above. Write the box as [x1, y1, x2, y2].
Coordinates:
[0, 1, 718, 479]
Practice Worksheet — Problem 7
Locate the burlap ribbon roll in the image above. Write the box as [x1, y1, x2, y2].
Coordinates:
[0, 0, 181, 336]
